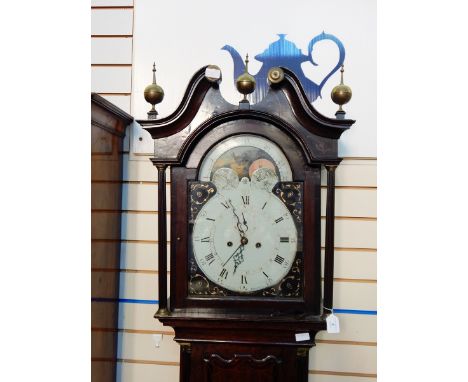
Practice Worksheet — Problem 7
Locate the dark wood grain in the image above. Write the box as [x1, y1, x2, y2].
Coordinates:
[156, 164, 169, 315]
[91, 93, 132, 382]
[323, 165, 338, 312]
[141, 66, 355, 381]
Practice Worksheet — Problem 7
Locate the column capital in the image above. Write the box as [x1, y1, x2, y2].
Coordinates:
[324, 164, 338, 172]
[155, 163, 168, 172]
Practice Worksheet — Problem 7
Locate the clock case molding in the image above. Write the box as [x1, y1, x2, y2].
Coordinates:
[138, 66, 354, 381]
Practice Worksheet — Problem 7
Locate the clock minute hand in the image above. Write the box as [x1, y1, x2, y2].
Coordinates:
[228, 200, 246, 236]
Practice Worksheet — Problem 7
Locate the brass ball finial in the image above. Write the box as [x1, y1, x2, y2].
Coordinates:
[144, 62, 164, 119]
[236, 54, 256, 103]
[331, 65, 352, 119]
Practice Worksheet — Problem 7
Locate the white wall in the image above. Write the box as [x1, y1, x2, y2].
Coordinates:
[131, 0, 376, 157]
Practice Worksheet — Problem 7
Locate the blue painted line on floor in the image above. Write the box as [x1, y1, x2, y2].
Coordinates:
[91, 298, 377, 315]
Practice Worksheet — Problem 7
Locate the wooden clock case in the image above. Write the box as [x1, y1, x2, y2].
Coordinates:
[138, 66, 354, 382]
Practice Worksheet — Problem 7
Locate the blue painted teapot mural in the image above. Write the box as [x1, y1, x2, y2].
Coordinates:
[222, 32, 345, 104]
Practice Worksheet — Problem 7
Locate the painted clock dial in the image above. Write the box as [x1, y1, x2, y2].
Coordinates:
[189, 134, 304, 297]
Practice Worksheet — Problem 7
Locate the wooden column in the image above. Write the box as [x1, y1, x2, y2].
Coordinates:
[323, 164, 337, 312]
[296, 347, 309, 382]
[179, 343, 192, 382]
[155, 163, 170, 316]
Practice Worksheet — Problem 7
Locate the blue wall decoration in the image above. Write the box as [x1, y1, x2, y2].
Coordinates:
[222, 32, 345, 104]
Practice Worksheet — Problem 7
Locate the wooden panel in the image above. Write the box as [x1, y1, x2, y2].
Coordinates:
[117, 362, 179, 382]
[92, 66, 132, 93]
[93, 271, 120, 298]
[309, 343, 376, 374]
[91, 95, 130, 382]
[99, 95, 131, 114]
[92, 182, 122, 210]
[91, 37, 132, 64]
[92, 361, 116, 382]
[92, 301, 119, 329]
[92, 158, 123, 181]
[92, 211, 122, 240]
[92, 331, 117, 359]
[92, 125, 113, 153]
[91, 9, 133, 35]
[92, 241, 121, 269]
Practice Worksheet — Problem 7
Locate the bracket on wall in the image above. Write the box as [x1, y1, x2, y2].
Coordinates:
[131, 121, 154, 155]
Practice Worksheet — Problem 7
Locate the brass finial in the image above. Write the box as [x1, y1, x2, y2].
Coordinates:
[152, 62, 157, 82]
[235, 53, 256, 106]
[331, 65, 352, 119]
[144, 62, 165, 119]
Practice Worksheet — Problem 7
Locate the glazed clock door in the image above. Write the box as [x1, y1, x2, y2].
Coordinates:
[187, 134, 304, 306]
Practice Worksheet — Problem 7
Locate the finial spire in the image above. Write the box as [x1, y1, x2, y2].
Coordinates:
[235, 53, 256, 107]
[331, 64, 352, 119]
[144, 61, 164, 119]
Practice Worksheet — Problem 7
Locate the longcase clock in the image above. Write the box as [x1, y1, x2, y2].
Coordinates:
[138, 65, 355, 382]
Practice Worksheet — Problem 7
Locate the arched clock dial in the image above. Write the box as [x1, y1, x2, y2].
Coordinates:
[192, 167, 298, 293]
[198, 134, 293, 182]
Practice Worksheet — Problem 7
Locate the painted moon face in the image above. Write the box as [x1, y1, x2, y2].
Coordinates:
[211, 167, 239, 192]
[248, 158, 276, 177]
[251, 167, 279, 192]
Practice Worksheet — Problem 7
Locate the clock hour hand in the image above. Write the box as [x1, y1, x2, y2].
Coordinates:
[222, 243, 243, 268]
[241, 212, 248, 231]
[232, 245, 244, 275]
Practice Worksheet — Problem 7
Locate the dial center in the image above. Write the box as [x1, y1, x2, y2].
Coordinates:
[240, 237, 248, 245]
